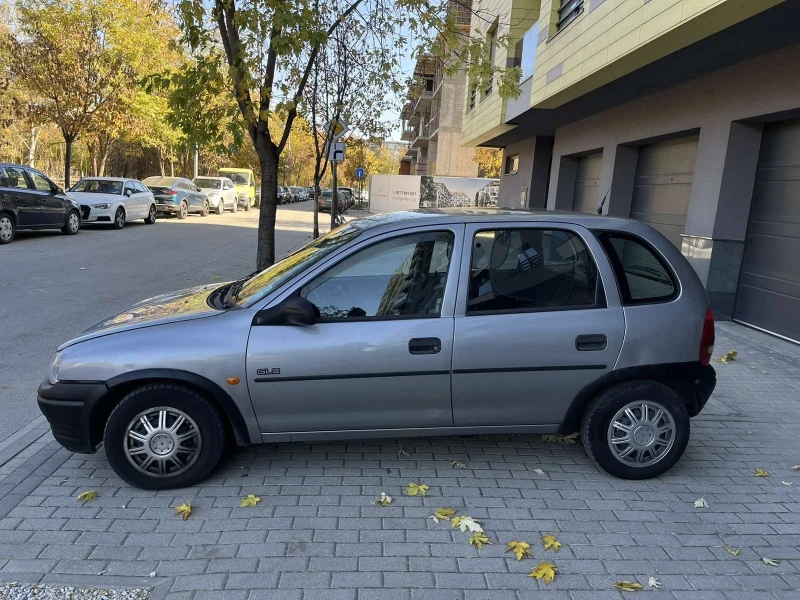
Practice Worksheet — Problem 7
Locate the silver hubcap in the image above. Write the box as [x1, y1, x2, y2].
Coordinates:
[0, 217, 11, 241]
[124, 407, 202, 478]
[607, 401, 675, 467]
[149, 206, 155, 220]
[69, 213, 79, 232]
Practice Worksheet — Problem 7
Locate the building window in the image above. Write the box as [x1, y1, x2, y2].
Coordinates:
[484, 21, 497, 98]
[483, 75, 493, 98]
[424, 77, 434, 92]
[504, 154, 519, 175]
[468, 86, 477, 112]
[514, 23, 539, 81]
[557, 0, 584, 31]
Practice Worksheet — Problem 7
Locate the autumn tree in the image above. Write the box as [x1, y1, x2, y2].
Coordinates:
[474, 147, 502, 178]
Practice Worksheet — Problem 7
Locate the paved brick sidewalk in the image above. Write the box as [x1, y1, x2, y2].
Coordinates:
[1, 322, 799, 600]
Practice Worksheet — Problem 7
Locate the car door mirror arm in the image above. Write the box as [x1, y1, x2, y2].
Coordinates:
[253, 296, 318, 326]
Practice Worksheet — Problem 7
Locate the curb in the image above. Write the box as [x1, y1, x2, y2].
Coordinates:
[0, 416, 50, 468]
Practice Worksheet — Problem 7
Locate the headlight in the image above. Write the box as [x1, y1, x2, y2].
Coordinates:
[91, 203, 111, 209]
[48, 352, 61, 385]
[208, 193, 220, 199]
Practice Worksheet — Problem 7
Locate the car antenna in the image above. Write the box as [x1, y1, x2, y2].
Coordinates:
[595, 184, 611, 215]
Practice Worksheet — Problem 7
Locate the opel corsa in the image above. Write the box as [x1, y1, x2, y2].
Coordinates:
[38, 209, 716, 489]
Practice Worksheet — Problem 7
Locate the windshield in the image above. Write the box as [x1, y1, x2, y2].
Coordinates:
[195, 178, 221, 189]
[222, 172, 248, 185]
[234, 224, 361, 306]
[71, 179, 123, 194]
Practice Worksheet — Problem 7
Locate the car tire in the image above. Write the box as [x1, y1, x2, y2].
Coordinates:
[144, 204, 156, 224]
[103, 383, 227, 490]
[0, 213, 15, 244]
[113, 207, 125, 230]
[581, 379, 690, 480]
[201, 201, 209, 217]
[61, 210, 80, 235]
[232, 200, 237, 213]
[244, 201, 250, 212]
[216, 200, 224, 215]
[178, 201, 188, 219]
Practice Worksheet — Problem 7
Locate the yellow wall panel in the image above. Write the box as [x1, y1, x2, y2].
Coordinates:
[606, 28, 641, 62]
[682, 0, 723, 19]
[640, 2, 683, 43]
[581, 46, 609, 75]
[642, 0, 681, 22]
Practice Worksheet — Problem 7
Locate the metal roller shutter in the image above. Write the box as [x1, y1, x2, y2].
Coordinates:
[572, 152, 602, 213]
[630, 135, 699, 247]
[734, 119, 800, 343]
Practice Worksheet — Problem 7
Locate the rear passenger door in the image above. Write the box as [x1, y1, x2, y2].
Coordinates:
[451, 223, 625, 428]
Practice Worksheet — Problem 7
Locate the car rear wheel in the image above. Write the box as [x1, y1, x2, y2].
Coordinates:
[178, 201, 188, 219]
[104, 383, 227, 489]
[0, 213, 15, 244]
[244, 200, 250, 212]
[62, 210, 80, 235]
[581, 379, 690, 479]
[113, 207, 125, 230]
[144, 204, 156, 224]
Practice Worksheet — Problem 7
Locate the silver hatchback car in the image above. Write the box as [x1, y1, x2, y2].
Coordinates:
[38, 209, 716, 489]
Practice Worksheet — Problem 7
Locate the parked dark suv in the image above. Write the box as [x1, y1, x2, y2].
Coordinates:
[0, 163, 81, 244]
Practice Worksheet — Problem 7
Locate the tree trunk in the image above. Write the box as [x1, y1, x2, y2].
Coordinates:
[28, 126, 38, 168]
[158, 147, 165, 176]
[64, 134, 75, 189]
[256, 146, 280, 270]
[98, 145, 110, 177]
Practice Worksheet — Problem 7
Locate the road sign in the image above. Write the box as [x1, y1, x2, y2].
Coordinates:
[355, 167, 365, 179]
[324, 118, 349, 140]
[327, 141, 345, 162]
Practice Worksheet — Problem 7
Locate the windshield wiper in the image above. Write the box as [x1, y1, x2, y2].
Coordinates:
[222, 270, 259, 308]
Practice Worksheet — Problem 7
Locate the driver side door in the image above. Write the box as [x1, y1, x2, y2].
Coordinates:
[245, 227, 462, 434]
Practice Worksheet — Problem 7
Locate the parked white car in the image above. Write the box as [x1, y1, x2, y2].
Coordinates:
[69, 177, 156, 229]
[194, 176, 238, 214]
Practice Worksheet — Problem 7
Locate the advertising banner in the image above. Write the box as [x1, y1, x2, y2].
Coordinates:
[368, 175, 500, 213]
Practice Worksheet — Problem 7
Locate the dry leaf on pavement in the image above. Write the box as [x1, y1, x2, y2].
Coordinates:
[240, 494, 261, 508]
[791, 465, 800, 471]
[541, 432, 579, 444]
[75, 490, 97, 503]
[541, 534, 562, 552]
[762, 557, 780, 566]
[716, 350, 738, 363]
[755, 468, 770, 477]
[694, 497, 709, 509]
[451, 515, 483, 533]
[506, 540, 533, 561]
[532, 468, 546, 476]
[615, 581, 644, 591]
[450, 461, 467, 469]
[648, 577, 661, 589]
[431, 507, 456, 523]
[781, 481, 794, 486]
[174, 502, 192, 520]
[724, 546, 741, 556]
[468, 532, 490, 549]
[375, 492, 392, 506]
[528, 561, 557, 584]
[404, 482, 429, 496]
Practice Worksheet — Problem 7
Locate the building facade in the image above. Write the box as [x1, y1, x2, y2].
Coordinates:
[461, 0, 800, 343]
[400, 2, 479, 178]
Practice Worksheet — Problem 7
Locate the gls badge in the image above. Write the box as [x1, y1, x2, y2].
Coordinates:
[256, 368, 281, 376]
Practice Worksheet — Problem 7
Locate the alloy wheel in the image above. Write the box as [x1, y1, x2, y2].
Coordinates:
[607, 400, 675, 467]
[115, 208, 125, 228]
[124, 407, 202, 478]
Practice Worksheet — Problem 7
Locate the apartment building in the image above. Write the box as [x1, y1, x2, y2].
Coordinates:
[461, 0, 800, 343]
[399, 1, 479, 178]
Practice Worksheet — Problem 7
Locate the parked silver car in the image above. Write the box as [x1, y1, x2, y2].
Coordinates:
[38, 209, 716, 489]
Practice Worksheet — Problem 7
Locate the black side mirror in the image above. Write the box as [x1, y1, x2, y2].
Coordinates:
[55, 186, 64, 195]
[253, 296, 317, 326]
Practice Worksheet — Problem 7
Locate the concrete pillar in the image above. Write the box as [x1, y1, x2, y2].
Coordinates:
[497, 136, 553, 209]
[549, 155, 578, 211]
[604, 145, 639, 218]
[529, 137, 553, 210]
[681, 120, 763, 318]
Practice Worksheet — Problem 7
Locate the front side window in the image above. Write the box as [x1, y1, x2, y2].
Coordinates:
[596, 232, 677, 304]
[468, 228, 599, 314]
[71, 179, 123, 194]
[28, 170, 53, 192]
[301, 231, 454, 320]
[2, 167, 30, 189]
[123, 182, 136, 195]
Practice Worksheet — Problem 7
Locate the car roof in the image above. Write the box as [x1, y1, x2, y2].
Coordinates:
[195, 176, 226, 180]
[349, 208, 644, 233]
[77, 177, 130, 182]
[218, 168, 252, 173]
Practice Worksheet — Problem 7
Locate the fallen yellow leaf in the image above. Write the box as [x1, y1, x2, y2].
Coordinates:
[528, 561, 557, 584]
[432, 507, 456, 522]
[724, 546, 741, 556]
[615, 581, 644, 592]
[541, 534, 561, 552]
[762, 557, 780, 566]
[468, 532, 490, 549]
[541, 432, 579, 444]
[452, 515, 483, 533]
[404, 482, 429, 497]
[240, 494, 260, 508]
[174, 502, 192, 520]
[716, 350, 738, 363]
[75, 490, 97, 503]
[755, 468, 770, 477]
[376, 492, 392, 506]
[506, 540, 532, 561]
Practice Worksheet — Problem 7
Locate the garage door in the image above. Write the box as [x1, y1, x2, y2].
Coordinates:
[734, 119, 800, 343]
[572, 152, 602, 213]
[630, 135, 699, 247]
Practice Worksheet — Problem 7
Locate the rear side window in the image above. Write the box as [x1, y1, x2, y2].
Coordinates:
[2, 167, 30, 189]
[467, 228, 600, 314]
[597, 232, 677, 304]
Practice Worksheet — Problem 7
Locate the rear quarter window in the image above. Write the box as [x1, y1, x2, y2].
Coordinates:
[596, 232, 678, 304]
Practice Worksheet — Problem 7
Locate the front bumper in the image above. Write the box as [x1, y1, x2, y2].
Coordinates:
[80, 205, 113, 222]
[37, 379, 108, 454]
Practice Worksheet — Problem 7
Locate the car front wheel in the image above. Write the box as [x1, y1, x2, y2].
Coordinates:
[62, 210, 80, 235]
[114, 207, 125, 229]
[103, 383, 226, 489]
[581, 379, 690, 480]
[144, 204, 156, 224]
[201, 201, 209, 217]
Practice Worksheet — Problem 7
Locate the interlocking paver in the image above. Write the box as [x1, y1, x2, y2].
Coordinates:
[0, 323, 799, 599]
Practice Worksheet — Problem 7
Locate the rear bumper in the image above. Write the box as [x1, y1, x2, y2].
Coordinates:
[156, 204, 177, 214]
[689, 364, 716, 417]
[37, 379, 108, 454]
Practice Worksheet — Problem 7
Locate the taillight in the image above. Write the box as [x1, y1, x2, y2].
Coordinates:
[699, 307, 715, 366]
[166, 189, 178, 195]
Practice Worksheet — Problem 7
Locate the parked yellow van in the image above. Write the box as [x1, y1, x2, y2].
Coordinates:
[218, 168, 257, 209]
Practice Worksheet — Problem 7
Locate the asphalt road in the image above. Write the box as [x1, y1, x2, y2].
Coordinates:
[0, 201, 330, 443]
